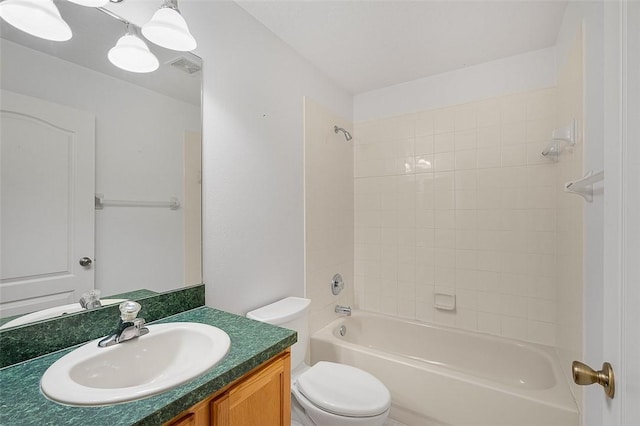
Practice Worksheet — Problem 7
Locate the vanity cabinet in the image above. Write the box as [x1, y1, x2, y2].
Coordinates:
[165, 350, 291, 426]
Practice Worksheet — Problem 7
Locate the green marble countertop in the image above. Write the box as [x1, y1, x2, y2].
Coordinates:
[0, 307, 296, 426]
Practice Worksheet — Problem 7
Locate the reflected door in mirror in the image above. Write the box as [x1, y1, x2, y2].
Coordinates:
[0, 90, 95, 317]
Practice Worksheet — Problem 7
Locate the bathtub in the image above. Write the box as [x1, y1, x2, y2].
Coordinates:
[310, 311, 578, 426]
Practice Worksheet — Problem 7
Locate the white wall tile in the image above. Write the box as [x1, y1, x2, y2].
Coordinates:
[434, 108, 456, 134]
[526, 88, 556, 121]
[501, 316, 527, 340]
[434, 210, 455, 229]
[415, 155, 434, 173]
[434, 249, 455, 269]
[455, 210, 477, 230]
[456, 269, 478, 290]
[416, 228, 435, 248]
[527, 297, 556, 322]
[352, 87, 561, 346]
[455, 150, 477, 170]
[455, 130, 477, 151]
[455, 190, 478, 210]
[527, 320, 556, 345]
[456, 231, 478, 250]
[435, 229, 455, 248]
[526, 118, 553, 142]
[476, 99, 500, 128]
[415, 135, 434, 155]
[455, 308, 478, 331]
[501, 145, 527, 167]
[456, 249, 477, 269]
[434, 132, 455, 153]
[415, 173, 435, 193]
[477, 147, 502, 169]
[499, 94, 527, 124]
[478, 312, 501, 335]
[501, 122, 527, 145]
[416, 209, 435, 228]
[477, 125, 501, 148]
[477, 270, 501, 293]
[415, 113, 434, 137]
[455, 105, 477, 131]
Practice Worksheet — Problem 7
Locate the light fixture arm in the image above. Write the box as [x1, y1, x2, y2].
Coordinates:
[161, 0, 180, 12]
[96, 6, 129, 26]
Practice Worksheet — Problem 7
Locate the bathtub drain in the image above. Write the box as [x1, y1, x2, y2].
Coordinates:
[339, 325, 347, 336]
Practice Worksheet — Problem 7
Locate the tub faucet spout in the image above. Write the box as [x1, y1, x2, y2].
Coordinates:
[335, 305, 351, 316]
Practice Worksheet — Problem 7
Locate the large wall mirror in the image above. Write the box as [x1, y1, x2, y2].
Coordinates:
[0, 2, 202, 329]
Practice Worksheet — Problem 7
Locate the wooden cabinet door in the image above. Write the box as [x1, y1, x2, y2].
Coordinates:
[166, 396, 210, 426]
[212, 353, 291, 426]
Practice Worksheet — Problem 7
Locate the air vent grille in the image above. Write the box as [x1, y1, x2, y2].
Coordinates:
[167, 57, 202, 75]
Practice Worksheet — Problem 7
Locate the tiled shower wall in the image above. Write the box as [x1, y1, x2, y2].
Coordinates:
[353, 88, 561, 345]
[555, 30, 584, 398]
[304, 98, 354, 334]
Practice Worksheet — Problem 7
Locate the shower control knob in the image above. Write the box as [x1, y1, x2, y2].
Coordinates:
[331, 273, 344, 295]
[79, 257, 93, 268]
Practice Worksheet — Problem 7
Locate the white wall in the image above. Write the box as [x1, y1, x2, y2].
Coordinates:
[0, 39, 200, 297]
[354, 47, 556, 123]
[183, 2, 353, 314]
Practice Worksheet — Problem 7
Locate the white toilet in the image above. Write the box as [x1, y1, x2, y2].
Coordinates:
[247, 297, 391, 426]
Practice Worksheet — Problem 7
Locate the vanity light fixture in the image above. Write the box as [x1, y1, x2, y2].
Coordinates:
[0, 0, 72, 41]
[67, 0, 109, 6]
[108, 25, 159, 73]
[142, 0, 197, 52]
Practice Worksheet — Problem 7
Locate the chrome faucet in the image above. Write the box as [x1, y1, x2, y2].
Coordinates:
[98, 301, 149, 347]
[335, 305, 351, 316]
[79, 290, 102, 310]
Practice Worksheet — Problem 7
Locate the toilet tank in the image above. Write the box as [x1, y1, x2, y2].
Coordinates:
[246, 297, 310, 370]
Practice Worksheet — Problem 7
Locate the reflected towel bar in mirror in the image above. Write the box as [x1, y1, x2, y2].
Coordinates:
[95, 194, 180, 210]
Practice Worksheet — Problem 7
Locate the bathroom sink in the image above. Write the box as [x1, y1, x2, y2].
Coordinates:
[40, 322, 231, 406]
[0, 299, 126, 330]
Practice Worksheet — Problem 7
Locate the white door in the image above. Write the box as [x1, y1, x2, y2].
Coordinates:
[0, 90, 95, 317]
[584, 2, 639, 425]
[612, 1, 640, 424]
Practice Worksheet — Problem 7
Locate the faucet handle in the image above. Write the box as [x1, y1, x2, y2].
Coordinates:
[119, 301, 142, 321]
[79, 290, 102, 309]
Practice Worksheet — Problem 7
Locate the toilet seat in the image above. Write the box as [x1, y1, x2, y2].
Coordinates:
[295, 361, 391, 417]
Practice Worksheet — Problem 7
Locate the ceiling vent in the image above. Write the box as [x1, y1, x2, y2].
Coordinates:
[167, 56, 202, 75]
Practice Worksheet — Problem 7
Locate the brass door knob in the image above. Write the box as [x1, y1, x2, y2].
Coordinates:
[572, 360, 615, 399]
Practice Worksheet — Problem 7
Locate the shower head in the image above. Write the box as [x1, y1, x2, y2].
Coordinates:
[334, 125, 353, 141]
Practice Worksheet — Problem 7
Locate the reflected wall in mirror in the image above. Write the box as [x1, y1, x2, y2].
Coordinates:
[0, 2, 202, 326]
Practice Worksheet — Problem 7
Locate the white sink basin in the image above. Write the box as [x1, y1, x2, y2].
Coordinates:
[0, 299, 126, 330]
[41, 322, 231, 406]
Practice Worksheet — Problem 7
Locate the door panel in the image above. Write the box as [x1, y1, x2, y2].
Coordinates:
[0, 90, 95, 317]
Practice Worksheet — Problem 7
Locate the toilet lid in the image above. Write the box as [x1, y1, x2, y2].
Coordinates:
[296, 361, 390, 417]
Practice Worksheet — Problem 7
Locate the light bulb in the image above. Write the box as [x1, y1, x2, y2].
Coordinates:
[0, 0, 72, 41]
[108, 33, 159, 73]
[142, 4, 196, 51]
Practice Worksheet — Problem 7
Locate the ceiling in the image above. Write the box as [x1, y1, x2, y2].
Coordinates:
[236, 1, 568, 94]
[3, 1, 568, 99]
